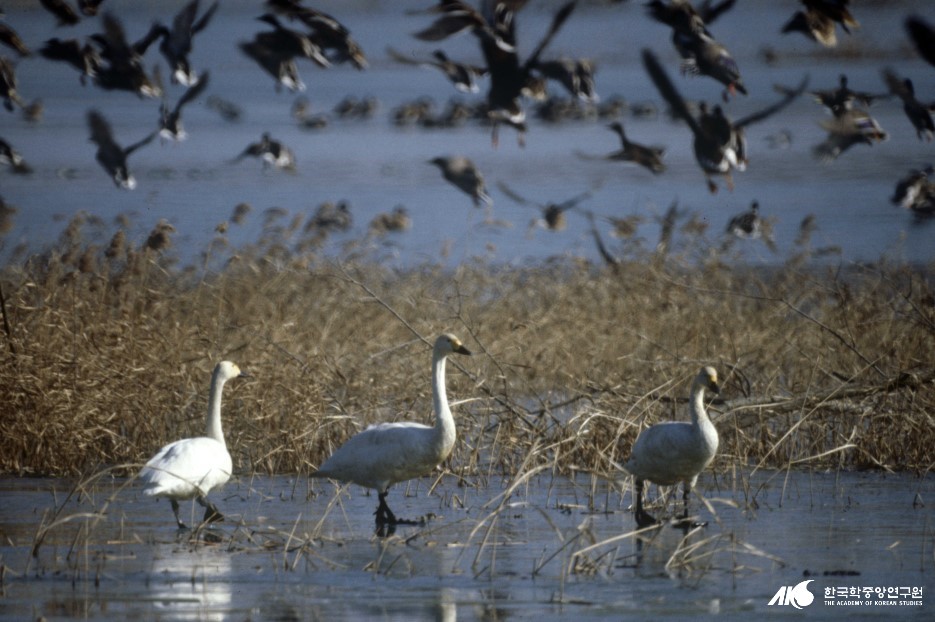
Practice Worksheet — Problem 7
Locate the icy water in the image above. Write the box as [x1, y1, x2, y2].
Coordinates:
[0, 470, 931, 620]
[1, 0, 934, 269]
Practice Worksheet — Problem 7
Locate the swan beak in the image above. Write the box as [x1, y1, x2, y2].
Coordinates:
[454, 343, 472, 356]
[238, 371, 253, 379]
[709, 380, 720, 395]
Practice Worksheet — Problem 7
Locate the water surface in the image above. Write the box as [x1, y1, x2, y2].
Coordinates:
[0, 470, 931, 619]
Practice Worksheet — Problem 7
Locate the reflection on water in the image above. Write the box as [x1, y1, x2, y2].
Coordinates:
[145, 542, 232, 622]
[0, 470, 931, 619]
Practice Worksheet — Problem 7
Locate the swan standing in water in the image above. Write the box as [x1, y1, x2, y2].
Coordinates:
[139, 361, 249, 529]
[624, 366, 720, 528]
[311, 334, 471, 526]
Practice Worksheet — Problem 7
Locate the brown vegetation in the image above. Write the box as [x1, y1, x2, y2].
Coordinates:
[0, 212, 933, 479]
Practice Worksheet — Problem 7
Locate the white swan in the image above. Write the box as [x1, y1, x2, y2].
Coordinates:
[311, 334, 471, 526]
[624, 366, 720, 527]
[139, 361, 249, 529]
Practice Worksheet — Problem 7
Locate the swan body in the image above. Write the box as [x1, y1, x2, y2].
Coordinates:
[139, 361, 248, 528]
[624, 366, 720, 527]
[312, 333, 471, 525]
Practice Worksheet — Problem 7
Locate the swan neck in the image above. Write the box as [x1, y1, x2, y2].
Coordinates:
[205, 370, 227, 446]
[432, 351, 455, 439]
[690, 381, 711, 427]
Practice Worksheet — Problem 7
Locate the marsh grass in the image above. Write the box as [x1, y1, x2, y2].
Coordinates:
[1, 211, 933, 485]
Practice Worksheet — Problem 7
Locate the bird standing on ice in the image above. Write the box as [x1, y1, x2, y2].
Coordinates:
[311, 334, 471, 527]
[139, 361, 249, 529]
[624, 366, 720, 528]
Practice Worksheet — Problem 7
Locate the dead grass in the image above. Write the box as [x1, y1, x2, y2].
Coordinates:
[0, 212, 933, 479]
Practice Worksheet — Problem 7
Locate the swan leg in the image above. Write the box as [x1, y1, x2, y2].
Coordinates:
[634, 479, 658, 528]
[375, 492, 421, 527]
[170, 499, 188, 530]
[375, 491, 398, 526]
[675, 485, 707, 529]
[197, 496, 224, 524]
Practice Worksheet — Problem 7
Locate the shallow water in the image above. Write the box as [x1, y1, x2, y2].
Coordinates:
[1, 1, 934, 269]
[0, 470, 931, 620]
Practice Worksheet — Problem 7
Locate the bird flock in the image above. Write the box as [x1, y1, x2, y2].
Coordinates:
[1, 0, 933, 262]
[7, 0, 928, 531]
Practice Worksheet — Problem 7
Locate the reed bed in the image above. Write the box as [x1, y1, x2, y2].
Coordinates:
[0, 212, 933, 480]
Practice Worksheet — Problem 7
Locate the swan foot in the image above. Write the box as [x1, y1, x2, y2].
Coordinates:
[375, 492, 428, 529]
[202, 505, 224, 524]
[196, 496, 225, 524]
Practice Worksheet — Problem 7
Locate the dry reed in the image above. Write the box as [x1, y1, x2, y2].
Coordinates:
[1, 212, 933, 482]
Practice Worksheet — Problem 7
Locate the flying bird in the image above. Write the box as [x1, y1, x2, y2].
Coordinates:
[152, 0, 219, 86]
[643, 48, 807, 192]
[428, 156, 492, 208]
[87, 109, 156, 189]
[159, 71, 210, 141]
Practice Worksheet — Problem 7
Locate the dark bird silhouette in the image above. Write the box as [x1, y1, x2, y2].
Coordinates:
[40, 0, 81, 26]
[39, 38, 102, 84]
[533, 57, 598, 103]
[368, 206, 411, 236]
[724, 200, 775, 251]
[882, 68, 934, 142]
[726, 201, 758, 238]
[0, 23, 30, 57]
[234, 132, 296, 170]
[604, 121, 666, 174]
[812, 107, 887, 161]
[264, 0, 368, 69]
[0, 137, 32, 174]
[781, 0, 858, 47]
[413, 0, 578, 147]
[0, 57, 25, 111]
[808, 74, 886, 115]
[891, 165, 933, 214]
[646, 0, 745, 100]
[387, 47, 486, 94]
[159, 71, 210, 141]
[905, 15, 935, 69]
[91, 12, 163, 97]
[153, 0, 219, 86]
[497, 181, 591, 233]
[87, 109, 156, 189]
[78, 0, 107, 17]
[642, 48, 807, 192]
[428, 155, 492, 208]
[239, 13, 329, 92]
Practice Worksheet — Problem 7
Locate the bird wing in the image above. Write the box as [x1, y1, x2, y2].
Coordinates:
[736, 74, 809, 128]
[140, 437, 232, 496]
[641, 48, 703, 136]
[87, 109, 119, 149]
[193, 1, 220, 34]
[174, 70, 210, 112]
[315, 422, 441, 490]
[522, 1, 577, 72]
[496, 180, 534, 206]
[124, 129, 157, 157]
